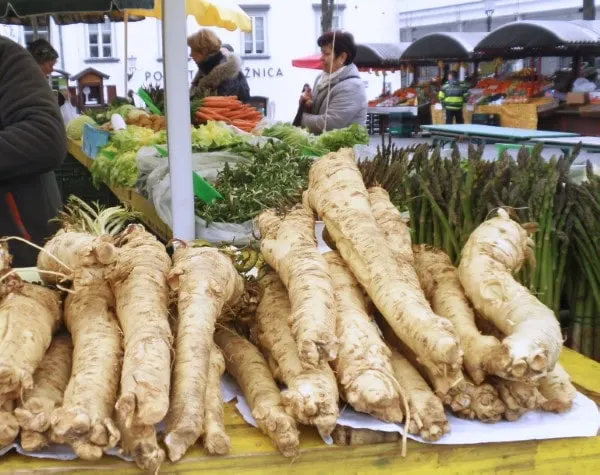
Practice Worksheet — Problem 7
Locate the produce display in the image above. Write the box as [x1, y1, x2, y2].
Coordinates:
[193, 96, 264, 132]
[358, 141, 600, 357]
[0, 143, 589, 472]
[472, 76, 553, 105]
[368, 86, 431, 108]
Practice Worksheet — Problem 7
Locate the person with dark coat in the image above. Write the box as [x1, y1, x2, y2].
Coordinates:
[188, 29, 250, 102]
[0, 37, 66, 267]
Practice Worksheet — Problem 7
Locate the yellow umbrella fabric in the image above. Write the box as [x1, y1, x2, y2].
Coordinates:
[128, 0, 251, 32]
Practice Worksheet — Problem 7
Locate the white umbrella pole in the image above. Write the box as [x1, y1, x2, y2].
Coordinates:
[124, 11, 129, 95]
[162, 0, 195, 241]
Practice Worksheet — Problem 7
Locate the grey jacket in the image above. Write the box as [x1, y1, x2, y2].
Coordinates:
[301, 63, 367, 134]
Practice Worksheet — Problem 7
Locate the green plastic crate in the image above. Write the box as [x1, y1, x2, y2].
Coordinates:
[495, 143, 534, 159]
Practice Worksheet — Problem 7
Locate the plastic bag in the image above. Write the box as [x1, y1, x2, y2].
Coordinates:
[137, 150, 255, 245]
[572, 78, 596, 93]
[61, 102, 79, 124]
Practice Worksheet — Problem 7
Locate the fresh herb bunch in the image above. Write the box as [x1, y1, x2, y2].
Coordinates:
[195, 140, 313, 224]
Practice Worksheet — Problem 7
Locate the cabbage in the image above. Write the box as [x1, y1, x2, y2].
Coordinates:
[116, 104, 136, 118]
[127, 108, 150, 121]
[111, 125, 162, 152]
[66, 116, 97, 140]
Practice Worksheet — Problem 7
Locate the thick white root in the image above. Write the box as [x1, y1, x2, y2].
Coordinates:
[458, 209, 562, 379]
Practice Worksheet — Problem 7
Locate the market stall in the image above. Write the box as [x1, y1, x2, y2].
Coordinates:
[3, 125, 600, 473]
[474, 20, 600, 133]
[399, 32, 488, 126]
[0, 346, 597, 474]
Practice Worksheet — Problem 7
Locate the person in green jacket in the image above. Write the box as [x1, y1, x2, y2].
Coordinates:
[438, 72, 469, 124]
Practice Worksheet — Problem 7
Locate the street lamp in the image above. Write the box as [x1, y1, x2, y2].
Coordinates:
[127, 55, 138, 81]
[485, 0, 495, 32]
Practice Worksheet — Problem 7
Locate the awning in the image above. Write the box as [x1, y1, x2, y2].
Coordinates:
[292, 43, 411, 71]
[0, 0, 150, 24]
[400, 32, 489, 62]
[475, 20, 600, 57]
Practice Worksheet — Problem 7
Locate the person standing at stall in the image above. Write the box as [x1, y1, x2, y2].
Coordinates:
[0, 37, 66, 267]
[188, 29, 250, 102]
[439, 71, 469, 124]
[298, 31, 367, 134]
[27, 38, 59, 77]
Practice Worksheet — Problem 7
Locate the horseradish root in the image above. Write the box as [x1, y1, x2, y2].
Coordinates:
[164, 246, 243, 462]
[324, 251, 403, 423]
[257, 207, 338, 367]
[215, 328, 300, 458]
[458, 209, 562, 379]
[412, 244, 510, 383]
[305, 150, 460, 376]
[254, 268, 339, 437]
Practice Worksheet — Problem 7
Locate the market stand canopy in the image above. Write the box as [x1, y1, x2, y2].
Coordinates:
[475, 20, 600, 57]
[0, 0, 150, 24]
[292, 42, 410, 71]
[400, 32, 488, 62]
[127, 0, 251, 31]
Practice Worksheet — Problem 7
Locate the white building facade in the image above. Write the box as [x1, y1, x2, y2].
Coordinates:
[1, 0, 401, 122]
[1, 0, 597, 120]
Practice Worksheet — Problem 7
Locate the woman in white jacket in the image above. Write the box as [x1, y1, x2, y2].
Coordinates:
[298, 31, 367, 134]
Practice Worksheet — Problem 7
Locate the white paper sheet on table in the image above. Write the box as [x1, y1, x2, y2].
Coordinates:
[3, 383, 598, 461]
[234, 392, 599, 446]
[0, 375, 243, 461]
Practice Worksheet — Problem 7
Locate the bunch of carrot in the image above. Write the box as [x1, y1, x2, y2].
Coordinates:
[194, 96, 263, 133]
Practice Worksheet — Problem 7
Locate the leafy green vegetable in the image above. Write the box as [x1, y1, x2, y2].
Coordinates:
[262, 123, 313, 149]
[191, 121, 245, 151]
[66, 116, 97, 140]
[111, 125, 163, 152]
[313, 124, 370, 153]
[195, 140, 312, 224]
[262, 123, 369, 155]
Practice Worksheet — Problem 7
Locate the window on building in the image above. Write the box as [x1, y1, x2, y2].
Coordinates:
[318, 13, 341, 34]
[240, 5, 270, 57]
[23, 25, 49, 46]
[313, 3, 346, 42]
[243, 14, 267, 55]
[86, 19, 114, 59]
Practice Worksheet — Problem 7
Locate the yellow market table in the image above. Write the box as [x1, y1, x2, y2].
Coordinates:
[0, 348, 598, 474]
[431, 98, 558, 129]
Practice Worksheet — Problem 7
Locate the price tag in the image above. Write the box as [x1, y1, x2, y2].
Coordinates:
[466, 104, 475, 111]
[434, 103, 443, 110]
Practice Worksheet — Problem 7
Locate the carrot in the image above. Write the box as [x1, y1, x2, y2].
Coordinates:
[198, 108, 231, 122]
[195, 111, 213, 123]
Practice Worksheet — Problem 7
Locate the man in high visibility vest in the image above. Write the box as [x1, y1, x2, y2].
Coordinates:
[438, 72, 469, 124]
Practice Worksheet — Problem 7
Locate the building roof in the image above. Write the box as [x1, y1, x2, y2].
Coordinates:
[400, 32, 489, 61]
[358, 42, 411, 66]
[475, 20, 600, 56]
[71, 67, 110, 81]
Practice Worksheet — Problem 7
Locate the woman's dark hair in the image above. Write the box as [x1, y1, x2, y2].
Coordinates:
[27, 39, 59, 64]
[317, 30, 357, 65]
